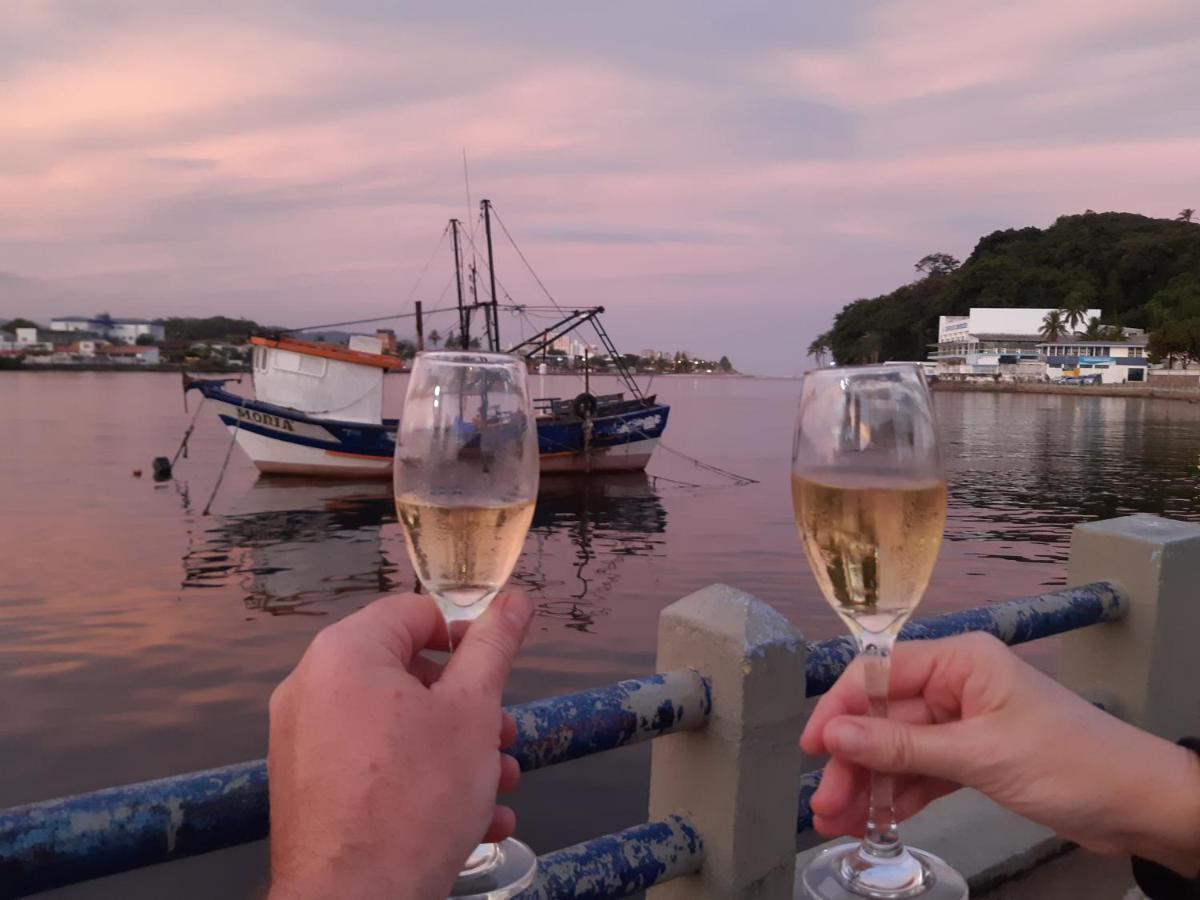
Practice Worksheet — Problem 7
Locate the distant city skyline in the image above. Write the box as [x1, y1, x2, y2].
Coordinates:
[3, 1, 1199, 375]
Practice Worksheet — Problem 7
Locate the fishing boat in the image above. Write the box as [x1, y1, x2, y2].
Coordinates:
[185, 200, 670, 478]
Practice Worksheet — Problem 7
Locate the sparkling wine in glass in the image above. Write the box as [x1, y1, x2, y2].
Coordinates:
[792, 364, 967, 900]
[395, 350, 539, 899]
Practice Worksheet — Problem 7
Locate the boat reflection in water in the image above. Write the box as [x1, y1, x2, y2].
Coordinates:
[180, 474, 667, 625]
[520, 474, 668, 632]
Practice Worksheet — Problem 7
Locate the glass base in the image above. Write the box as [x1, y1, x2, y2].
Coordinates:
[449, 839, 537, 899]
[801, 842, 969, 899]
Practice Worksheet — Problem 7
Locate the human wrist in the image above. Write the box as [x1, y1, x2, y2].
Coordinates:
[269, 852, 434, 900]
[1119, 736, 1200, 877]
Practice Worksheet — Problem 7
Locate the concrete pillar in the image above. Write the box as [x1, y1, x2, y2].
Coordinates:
[647, 584, 807, 900]
[1062, 514, 1200, 739]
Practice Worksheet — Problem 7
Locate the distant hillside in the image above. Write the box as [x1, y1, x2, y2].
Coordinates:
[823, 212, 1200, 364]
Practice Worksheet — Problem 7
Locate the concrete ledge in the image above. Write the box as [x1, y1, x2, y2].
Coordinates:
[793, 789, 1068, 897]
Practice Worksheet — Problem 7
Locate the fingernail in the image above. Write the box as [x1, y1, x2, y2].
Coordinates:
[827, 720, 867, 755]
[499, 592, 533, 631]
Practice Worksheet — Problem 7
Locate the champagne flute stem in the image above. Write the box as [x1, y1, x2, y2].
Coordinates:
[860, 636, 901, 858]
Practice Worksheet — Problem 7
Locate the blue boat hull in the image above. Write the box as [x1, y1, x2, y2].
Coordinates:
[187, 380, 669, 477]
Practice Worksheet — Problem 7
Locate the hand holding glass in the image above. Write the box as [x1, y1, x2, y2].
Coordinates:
[394, 351, 539, 899]
[792, 365, 967, 900]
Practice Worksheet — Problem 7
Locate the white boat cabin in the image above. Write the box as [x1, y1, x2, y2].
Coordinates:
[250, 335, 403, 424]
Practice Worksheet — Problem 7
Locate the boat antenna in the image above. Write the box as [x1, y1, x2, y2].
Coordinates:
[482, 198, 501, 352]
[450, 218, 468, 348]
[462, 149, 473, 225]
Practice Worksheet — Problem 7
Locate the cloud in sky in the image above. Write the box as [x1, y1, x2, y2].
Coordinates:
[2, 0, 1199, 374]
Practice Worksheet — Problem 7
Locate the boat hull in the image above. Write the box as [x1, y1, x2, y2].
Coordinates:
[189, 380, 669, 478]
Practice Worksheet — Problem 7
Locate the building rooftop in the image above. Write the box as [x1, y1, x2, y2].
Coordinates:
[52, 315, 160, 325]
[967, 332, 1058, 342]
[1036, 336, 1148, 347]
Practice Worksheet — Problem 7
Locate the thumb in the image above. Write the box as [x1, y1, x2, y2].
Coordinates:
[442, 592, 533, 703]
[823, 715, 977, 784]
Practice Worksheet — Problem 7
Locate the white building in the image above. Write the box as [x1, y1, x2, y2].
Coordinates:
[1039, 337, 1149, 384]
[549, 335, 600, 360]
[15, 327, 55, 350]
[51, 315, 165, 343]
[934, 307, 1101, 374]
[933, 307, 1147, 384]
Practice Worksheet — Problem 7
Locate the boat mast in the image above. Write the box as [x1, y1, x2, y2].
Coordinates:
[482, 199, 500, 352]
[450, 218, 468, 349]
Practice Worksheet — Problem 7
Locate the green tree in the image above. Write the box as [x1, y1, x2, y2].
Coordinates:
[1101, 324, 1127, 340]
[806, 331, 832, 367]
[718, 355, 733, 373]
[443, 331, 457, 349]
[1061, 285, 1094, 331]
[427, 328, 442, 348]
[2, 317, 39, 332]
[1040, 309, 1067, 341]
[1082, 317, 1105, 339]
[1177, 208, 1195, 223]
[827, 211, 1200, 364]
[135, 333, 156, 346]
[914, 252, 961, 278]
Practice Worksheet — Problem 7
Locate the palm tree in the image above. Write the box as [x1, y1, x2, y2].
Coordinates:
[807, 331, 832, 367]
[1061, 292, 1091, 332]
[1040, 309, 1067, 341]
[1177, 208, 1196, 223]
[1082, 317, 1105, 340]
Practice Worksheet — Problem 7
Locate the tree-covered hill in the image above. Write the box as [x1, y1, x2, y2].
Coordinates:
[821, 211, 1200, 364]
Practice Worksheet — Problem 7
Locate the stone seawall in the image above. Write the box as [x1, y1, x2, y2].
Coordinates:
[931, 380, 1200, 401]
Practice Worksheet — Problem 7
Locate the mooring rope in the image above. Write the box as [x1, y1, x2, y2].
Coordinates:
[202, 417, 240, 516]
[170, 398, 206, 468]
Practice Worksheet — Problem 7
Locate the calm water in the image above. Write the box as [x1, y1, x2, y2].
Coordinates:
[4, 372, 1200, 897]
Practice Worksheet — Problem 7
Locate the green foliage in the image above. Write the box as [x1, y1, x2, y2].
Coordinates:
[1040, 309, 1067, 340]
[827, 213, 1200, 363]
[163, 316, 267, 342]
[718, 355, 733, 373]
[914, 252, 961, 277]
[135, 333, 156, 345]
[2, 317, 39, 332]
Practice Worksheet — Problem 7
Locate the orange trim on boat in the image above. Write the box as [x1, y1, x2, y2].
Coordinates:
[251, 335, 405, 370]
[324, 448, 392, 461]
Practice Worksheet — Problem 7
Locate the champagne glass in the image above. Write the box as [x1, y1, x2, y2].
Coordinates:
[792, 364, 967, 900]
[394, 351, 539, 899]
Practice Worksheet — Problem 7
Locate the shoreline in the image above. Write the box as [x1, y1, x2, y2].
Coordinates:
[931, 380, 1200, 402]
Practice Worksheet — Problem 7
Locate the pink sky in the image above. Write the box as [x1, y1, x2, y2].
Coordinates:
[2, 1, 1199, 374]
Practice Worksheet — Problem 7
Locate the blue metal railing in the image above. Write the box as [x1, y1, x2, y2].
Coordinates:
[0, 582, 1127, 899]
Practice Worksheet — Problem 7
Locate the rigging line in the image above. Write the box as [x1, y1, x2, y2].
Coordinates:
[282, 305, 460, 334]
[490, 207, 565, 313]
[397, 224, 449, 314]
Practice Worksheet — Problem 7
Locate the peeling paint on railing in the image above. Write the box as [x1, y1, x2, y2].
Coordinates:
[508, 669, 711, 772]
[522, 815, 703, 900]
[805, 581, 1127, 697]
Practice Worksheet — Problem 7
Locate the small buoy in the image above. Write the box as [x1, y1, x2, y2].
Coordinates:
[132, 469, 142, 478]
[152, 457, 172, 481]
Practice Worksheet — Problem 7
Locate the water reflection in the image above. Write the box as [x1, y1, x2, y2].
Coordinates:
[180, 474, 668, 627]
[939, 395, 1200, 544]
[521, 474, 667, 632]
[181, 480, 395, 615]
